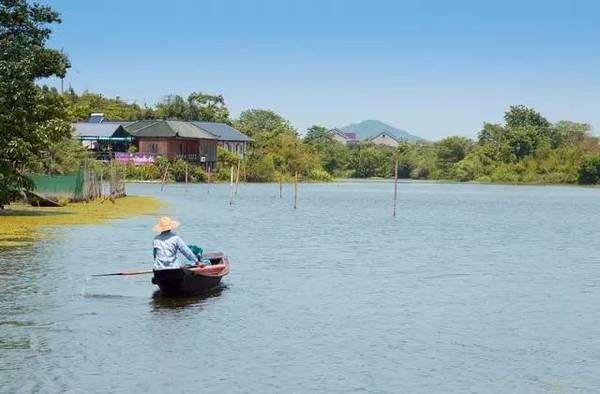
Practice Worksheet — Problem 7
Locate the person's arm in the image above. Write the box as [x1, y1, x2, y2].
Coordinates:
[176, 236, 201, 265]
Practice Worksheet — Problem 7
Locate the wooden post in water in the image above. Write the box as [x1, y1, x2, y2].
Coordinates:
[161, 162, 170, 192]
[109, 159, 113, 200]
[279, 173, 283, 199]
[229, 165, 235, 206]
[207, 166, 211, 194]
[393, 158, 398, 217]
[185, 162, 188, 192]
[293, 171, 298, 209]
[235, 161, 241, 196]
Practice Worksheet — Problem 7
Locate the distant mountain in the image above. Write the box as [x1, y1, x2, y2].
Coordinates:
[341, 119, 423, 143]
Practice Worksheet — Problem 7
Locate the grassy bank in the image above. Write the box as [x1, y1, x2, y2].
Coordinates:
[0, 196, 162, 249]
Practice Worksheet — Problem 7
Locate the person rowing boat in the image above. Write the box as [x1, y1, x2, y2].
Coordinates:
[93, 216, 230, 295]
[152, 217, 204, 269]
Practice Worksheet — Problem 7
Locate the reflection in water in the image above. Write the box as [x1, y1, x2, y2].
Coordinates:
[150, 285, 226, 310]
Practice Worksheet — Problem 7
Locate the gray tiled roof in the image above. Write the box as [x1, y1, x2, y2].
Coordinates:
[123, 120, 217, 139]
[193, 122, 252, 142]
[72, 122, 125, 137]
[367, 131, 404, 143]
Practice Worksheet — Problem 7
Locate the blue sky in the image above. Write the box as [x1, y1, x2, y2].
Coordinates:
[43, 0, 600, 139]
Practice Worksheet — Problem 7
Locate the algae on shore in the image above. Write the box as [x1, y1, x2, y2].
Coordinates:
[0, 196, 162, 248]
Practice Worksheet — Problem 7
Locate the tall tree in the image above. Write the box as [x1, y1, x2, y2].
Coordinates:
[434, 136, 473, 174]
[235, 109, 297, 140]
[187, 92, 229, 123]
[155, 94, 189, 120]
[154, 91, 230, 122]
[504, 105, 551, 131]
[551, 120, 591, 147]
[304, 125, 332, 145]
[64, 89, 149, 121]
[0, 0, 71, 208]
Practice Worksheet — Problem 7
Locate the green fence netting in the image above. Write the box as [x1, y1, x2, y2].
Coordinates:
[28, 172, 84, 200]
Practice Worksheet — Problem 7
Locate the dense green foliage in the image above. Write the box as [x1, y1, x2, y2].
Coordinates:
[75, 106, 600, 184]
[0, 0, 71, 207]
[155, 92, 229, 122]
[235, 110, 329, 182]
[64, 89, 153, 121]
[299, 106, 598, 185]
[27, 138, 91, 174]
[63, 90, 230, 123]
[578, 154, 600, 185]
[90, 157, 208, 183]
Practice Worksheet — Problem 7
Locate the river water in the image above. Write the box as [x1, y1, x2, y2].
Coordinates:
[1, 181, 599, 393]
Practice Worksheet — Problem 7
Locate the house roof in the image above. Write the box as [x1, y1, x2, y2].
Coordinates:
[330, 128, 357, 142]
[73, 122, 126, 137]
[367, 131, 404, 143]
[343, 132, 357, 141]
[192, 122, 252, 142]
[123, 120, 217, 139]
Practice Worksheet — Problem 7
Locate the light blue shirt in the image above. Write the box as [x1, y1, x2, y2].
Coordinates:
[153, 231, 199, 269]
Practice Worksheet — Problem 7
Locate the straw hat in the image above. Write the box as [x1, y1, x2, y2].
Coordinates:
[152, 216, 180, 232]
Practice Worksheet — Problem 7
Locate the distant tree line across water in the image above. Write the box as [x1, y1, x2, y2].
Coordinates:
[62, 90, 600, 185]
[3, 0, 600, 209]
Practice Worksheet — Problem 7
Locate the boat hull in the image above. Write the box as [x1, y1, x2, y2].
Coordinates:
[152, 253, 229, 296]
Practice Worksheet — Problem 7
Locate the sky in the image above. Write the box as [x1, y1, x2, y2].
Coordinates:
[42, 0, 600, 140]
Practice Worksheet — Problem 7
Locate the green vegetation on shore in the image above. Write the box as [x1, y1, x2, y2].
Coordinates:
[0, 196, 162, 248]
[41, 95, 600, 186]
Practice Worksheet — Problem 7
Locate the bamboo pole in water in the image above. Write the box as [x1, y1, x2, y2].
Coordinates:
[235, 161, 241, 196]
[279, 173, 283, 199]
[207, 166, 211, 194]
[185, 162, 188, 192]
[160, 162, 170, 192]
[229, 165, 235, 206]
[293, 171, 298, 209]
[393, 158, 398, 217]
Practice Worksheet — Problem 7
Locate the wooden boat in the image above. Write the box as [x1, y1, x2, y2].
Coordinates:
[152, 252, 230, 296]
[25, 191, 64, 207]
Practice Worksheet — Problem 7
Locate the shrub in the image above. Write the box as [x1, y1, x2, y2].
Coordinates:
[578, 154, 600, 184]
[308, 168, 333, 182]
[246, 154, 276, 182]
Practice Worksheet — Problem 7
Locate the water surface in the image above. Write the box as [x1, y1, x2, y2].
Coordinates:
[1, 181, 599, 392]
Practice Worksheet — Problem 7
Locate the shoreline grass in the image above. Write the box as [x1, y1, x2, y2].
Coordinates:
[0, 196, 162, 249]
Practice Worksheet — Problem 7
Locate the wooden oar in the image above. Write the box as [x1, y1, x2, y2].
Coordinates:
[92, 269, 153, 277]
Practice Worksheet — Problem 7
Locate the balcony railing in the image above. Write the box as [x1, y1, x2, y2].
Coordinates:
[94, 151, 213, 164]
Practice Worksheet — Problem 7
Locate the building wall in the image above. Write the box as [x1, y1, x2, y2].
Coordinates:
[219, 141, 248, 157]
[199, 139, 218, 162]
[370, 134, 399, 147]
[332, 134, 348, 144]
[138, 138, 170, 154]
[137, 137, 217, 163]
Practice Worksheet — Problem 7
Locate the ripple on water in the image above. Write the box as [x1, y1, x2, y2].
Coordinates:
[1, 182, 600, 392]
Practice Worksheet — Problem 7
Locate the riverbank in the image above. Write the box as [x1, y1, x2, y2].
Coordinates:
[0, 196, 162, 249]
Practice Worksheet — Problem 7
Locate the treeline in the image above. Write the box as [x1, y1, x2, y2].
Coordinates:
[65, 89, 229, 123]
[54, 90, 600, 185]
[303, 106, 600, 184]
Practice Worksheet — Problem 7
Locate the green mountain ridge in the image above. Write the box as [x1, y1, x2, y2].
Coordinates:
[341, 119, 423, 142]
